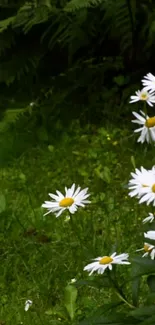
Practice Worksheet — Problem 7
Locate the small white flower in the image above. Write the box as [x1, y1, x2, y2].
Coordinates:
[29, 102, 35, 107]
[143, 213, 155, 224]
[83, 252, 130, 276]
[144, 231, 155, 241]
[142, 73, 155, 93]
[42, 184, 90, 217]
[70, 278, 76, 283]
[132, 111, 155, 143]
[136, 242, 155, 259]
[25, 300, 32, 311]
[128, 166, 155, 205]
[130, 89, 155, 106]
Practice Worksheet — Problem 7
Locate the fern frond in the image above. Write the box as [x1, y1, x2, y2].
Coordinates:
[0, 30, 15, 55]
[0, 55, 39, 85]
[64, 0, 104, 11]
[12, 3, 53, 33]
[103, 0, 136, 53]
[23, 6, 50, 33]
[0, 108, 29, 132]
[0, 16, 15, 33]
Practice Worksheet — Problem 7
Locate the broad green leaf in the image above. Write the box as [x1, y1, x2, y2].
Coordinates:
[130, 305, 155, 319]
[131, 257, 155, 277]
[80, 312, 137, 325]
[132, 276, 140, 307]
[145, 292, 155, 303]
[139, 315, 155, 325]
[75, 276, 110, 289]
[147, 275, 155, 292]
[0, 194, 6, 213]
[64, 284, 77, 320]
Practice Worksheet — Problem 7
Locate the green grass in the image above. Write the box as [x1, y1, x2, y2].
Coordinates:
[0, 119, 154, 324]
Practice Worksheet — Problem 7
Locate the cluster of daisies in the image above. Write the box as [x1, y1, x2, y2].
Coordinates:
[128, 166, 155, 259]
[41, 75, 155, 278]
[42, 184, 130, 275]
[130, 73, 155, 143]
[128, 73, 155, 259]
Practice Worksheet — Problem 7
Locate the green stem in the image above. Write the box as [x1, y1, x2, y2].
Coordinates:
[115, 290, 135, 309]
[69, 213, 82, 247]
[143, 101, 147, 116]
[108, 271, 135, 309]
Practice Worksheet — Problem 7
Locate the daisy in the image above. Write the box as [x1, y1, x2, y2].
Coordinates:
[142, 73, 155, 93]
[83, 252, 130, 276]
[25, 300, 32, 311]
[143, 213, 155, 224]
[144, 230, 155, 241]
[132, 111, 155, 143]
[129, 166, 155, 206]
[130, 89, 155, 106]
[136, 242, 155, 260]
[128, 166, 153, 198]
[42, 183, 90, 217]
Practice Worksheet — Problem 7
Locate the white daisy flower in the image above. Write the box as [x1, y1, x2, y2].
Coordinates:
[42, 184, 90, 217]
[25, 300, 32, 311]
[128, 166, 154, 199]
[83, 252, 130, 276]
[136, 242, 155, 260]
[138, 172, 155, 206]
[128, 166, 155, 205]
[142, 73, 155, 93]
[143, 213, 155, 224]
[132, 111, 155, 143]
[144, 230, 155, 241]
[130, 89, 155, 106]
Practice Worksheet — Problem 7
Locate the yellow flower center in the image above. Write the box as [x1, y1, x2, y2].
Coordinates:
[59, 197, 74, 207]
[145, 117, 155, 128]
[140, 92, 148, 100]
[144, 244, 150, 252]
[99, 256, 113, 265]
[152, 184, 155, 193]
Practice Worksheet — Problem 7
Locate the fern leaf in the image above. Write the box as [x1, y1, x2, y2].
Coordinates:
[0, 31, 15, 55]
[102, 0, 136, 53]
[64, 0, 104, 11]
[0, 16, 15, 33]
[0, 108, 27, 132]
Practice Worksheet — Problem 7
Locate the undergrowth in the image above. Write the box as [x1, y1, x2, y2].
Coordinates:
[0, 117, 154, 324]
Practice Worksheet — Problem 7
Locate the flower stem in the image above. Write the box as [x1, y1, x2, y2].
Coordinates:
[108, 271, 135, 309]
[69, 213, 82, 247]
[115, 290, 135, 309]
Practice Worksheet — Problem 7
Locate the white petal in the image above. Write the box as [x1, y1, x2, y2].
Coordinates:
[144, 231, 155, 240]
[49, 193, 61, 200]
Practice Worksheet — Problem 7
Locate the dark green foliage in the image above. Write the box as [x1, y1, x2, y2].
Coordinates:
[0, 0, 155, 123]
